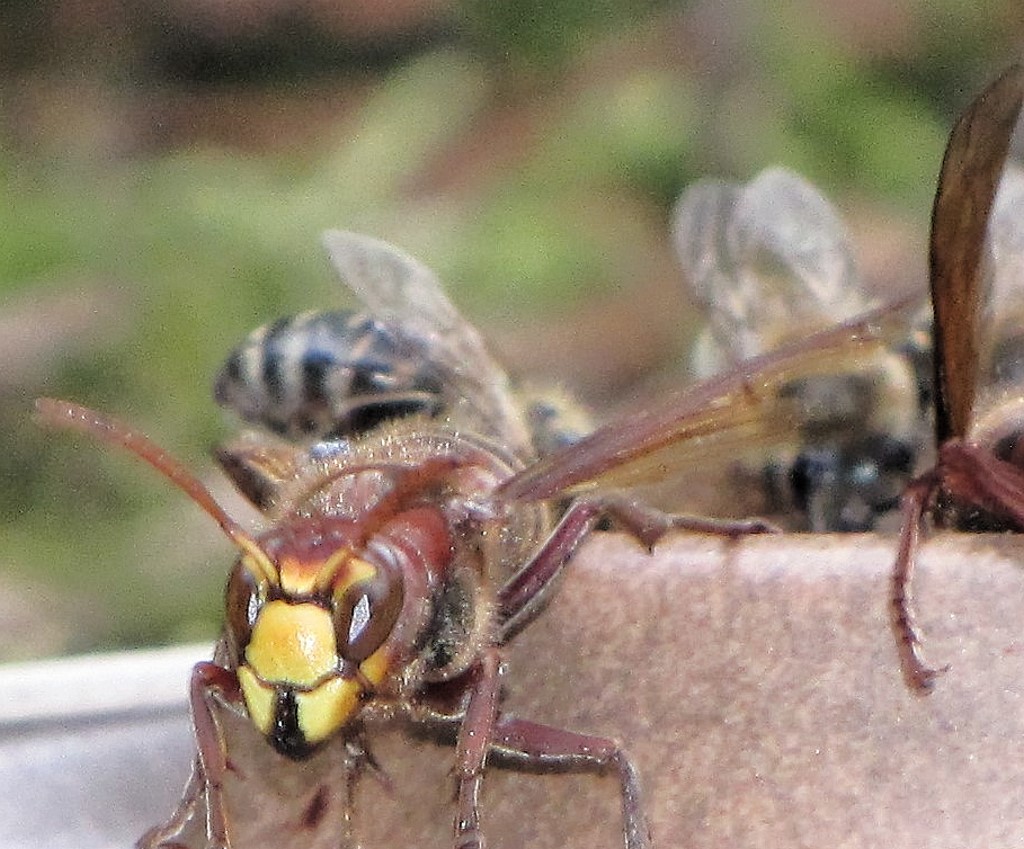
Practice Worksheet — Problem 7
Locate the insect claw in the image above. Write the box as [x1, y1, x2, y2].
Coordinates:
[894, 611, 948, 694]
[905, 657, 950, 694]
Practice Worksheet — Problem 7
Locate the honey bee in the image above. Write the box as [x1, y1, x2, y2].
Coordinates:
[215, 233, 536, 459]
[892, 63, 1024, 691]
[672, 166, 927, 531]
[213, 310, 448, 442]
[37, 232, 907, 849]
[213, 277, 591, 459]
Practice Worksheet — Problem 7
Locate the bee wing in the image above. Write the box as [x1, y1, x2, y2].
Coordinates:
[673, 168, 868, 377]
[930, 64, 1024, 442]
[321, 230, 532, 454]
[497, 301, 918, 502]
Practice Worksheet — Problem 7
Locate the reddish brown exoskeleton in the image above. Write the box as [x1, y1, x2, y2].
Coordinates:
[892, 63, 1024, 691]
[37, 233, 910, 849]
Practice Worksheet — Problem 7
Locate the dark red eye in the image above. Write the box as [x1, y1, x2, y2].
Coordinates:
[225, 561, 263, 662]
[332, 569, 403, 663]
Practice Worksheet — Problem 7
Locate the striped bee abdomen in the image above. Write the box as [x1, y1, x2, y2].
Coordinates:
[215, 310, 445, 440]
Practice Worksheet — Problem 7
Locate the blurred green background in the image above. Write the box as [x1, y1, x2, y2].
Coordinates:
[1, 0, 1021, 659]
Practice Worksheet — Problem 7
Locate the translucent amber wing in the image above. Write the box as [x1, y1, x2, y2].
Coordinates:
[930, 64, 1024, 442]
[498, 301, 916, 502]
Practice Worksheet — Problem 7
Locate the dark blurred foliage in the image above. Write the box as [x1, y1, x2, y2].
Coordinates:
[458, 0, 679, 79]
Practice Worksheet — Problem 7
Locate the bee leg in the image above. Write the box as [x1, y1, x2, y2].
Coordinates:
[490, 716, 651, 849]
[894, 440, 1024, 692]
[498, 495, 776, 634]
[892, 476, 947, 692]
[452, 647, 503, 849]
[189, 661, 245, 849]
[606, 501, 780, 542]
[137, 663, 241, 848]
[135, 760, 205, 848]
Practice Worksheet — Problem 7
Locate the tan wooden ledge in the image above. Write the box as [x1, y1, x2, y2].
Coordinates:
[3, 530, 1023, 849]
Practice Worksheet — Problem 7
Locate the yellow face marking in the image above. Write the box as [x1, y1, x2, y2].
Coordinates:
[319, 550, 376, 594]
[277, 546, 348, 596]
[245, 600, 337, 686]
[332, 556, 377, 597]
[295, 676, 362, 744]
[359, 645, 392, 687]
[237, 665, 275, 735]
